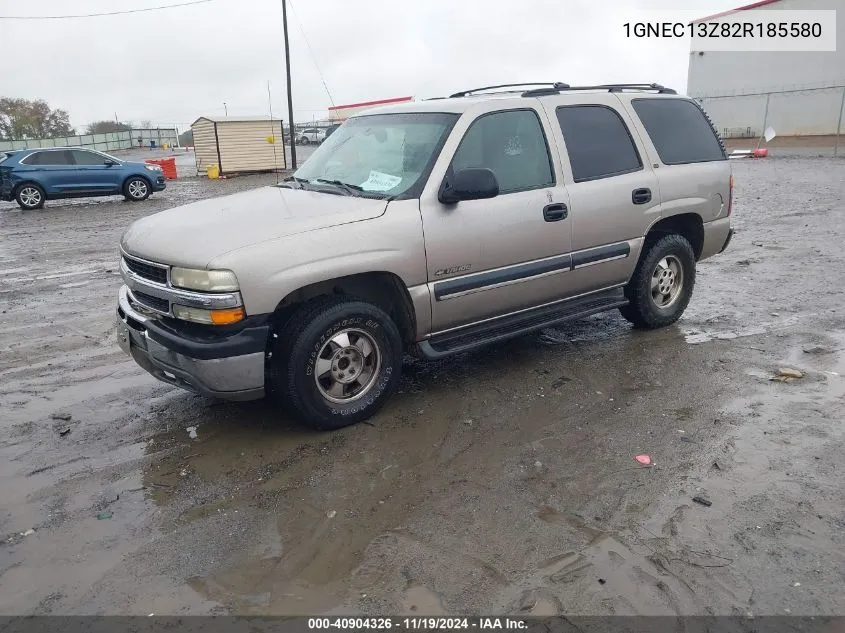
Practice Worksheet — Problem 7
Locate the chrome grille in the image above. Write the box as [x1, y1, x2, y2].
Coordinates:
[133, 290, 169, 313]
[123, 255, 168, 285]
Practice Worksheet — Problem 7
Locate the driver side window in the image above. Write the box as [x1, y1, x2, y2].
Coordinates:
[450, 109, 554, 194]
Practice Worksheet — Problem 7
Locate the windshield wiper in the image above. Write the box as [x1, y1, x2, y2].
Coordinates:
[278, 176, 306, 189]
[313, 179, 365, 196]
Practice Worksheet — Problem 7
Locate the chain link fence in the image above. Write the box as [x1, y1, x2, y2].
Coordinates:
[0, 128, 179, 153]
[693, 85, 845, 156]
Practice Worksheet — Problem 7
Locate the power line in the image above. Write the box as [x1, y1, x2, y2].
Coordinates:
[0, 0, 212, 20]
[287, 0, 335, 107]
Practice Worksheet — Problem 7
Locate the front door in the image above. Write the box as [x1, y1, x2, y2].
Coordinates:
[69, 149, 122, 192]
[419, 105, 573, 333]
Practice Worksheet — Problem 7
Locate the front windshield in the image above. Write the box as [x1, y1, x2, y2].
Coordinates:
[292, 112, 458, 198]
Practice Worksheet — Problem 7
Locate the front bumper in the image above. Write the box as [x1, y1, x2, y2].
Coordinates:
[116, 285, 267, 401]
[153, 175, 167, 191]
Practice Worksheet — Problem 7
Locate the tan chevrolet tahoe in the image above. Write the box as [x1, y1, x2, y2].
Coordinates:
[116, 82, 733, 429]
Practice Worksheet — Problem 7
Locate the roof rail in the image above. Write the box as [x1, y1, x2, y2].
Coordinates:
[449, 82, 570, 98]
[522, 83, 677, 97]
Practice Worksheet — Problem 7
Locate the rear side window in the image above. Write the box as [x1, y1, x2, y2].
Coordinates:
[21, 150, 73, 165]
[632, 98, 726, 164]
[555, 106, 642, 183]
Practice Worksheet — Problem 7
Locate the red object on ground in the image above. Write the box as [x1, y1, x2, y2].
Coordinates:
[634, 454, 652, 465]
[328, 96, 413, 112]
[145, 158, 178, 179]
[753, 148, 769, 158]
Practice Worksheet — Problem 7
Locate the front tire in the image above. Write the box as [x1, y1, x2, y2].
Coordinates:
[123, 177, 151, 201]
[299, 137, 309, 145]
[270, 297, 403, 430]
[16, 184, 46, 210]
[620, 234, 696, 329]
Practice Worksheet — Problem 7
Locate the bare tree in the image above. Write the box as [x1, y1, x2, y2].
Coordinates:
[0, 98, 74, 139]
[86, 120, 132, 134]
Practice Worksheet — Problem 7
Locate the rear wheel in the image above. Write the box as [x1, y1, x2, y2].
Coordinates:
[123, 177, 151, 201]
[16, 184, 45, 210]
[299, 136, 309, 145]
[620, 234, 696, 329]
[270, 297, 403, 430]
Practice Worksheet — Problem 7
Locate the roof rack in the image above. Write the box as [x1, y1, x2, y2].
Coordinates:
[446, 82, 677, 100]
[522, 83, 677, 97]
[449, 82, 570, 98]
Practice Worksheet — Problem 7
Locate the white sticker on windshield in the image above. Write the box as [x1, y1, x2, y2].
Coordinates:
[360, 170, 402, 192]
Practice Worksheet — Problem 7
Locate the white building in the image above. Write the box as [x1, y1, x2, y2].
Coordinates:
[688, 0, 845, 137]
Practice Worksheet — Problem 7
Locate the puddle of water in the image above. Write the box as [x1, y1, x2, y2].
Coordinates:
[58, 280, 91, 289]
[401, 585, 446, 615]
[683, 312, 813, 344]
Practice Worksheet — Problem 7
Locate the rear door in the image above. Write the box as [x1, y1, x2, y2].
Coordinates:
[69, 149, 121, 192]
[539, 93, 660, 297]
[620, 96, 732, 258]
[419, 102, 573, 332]
[20, 150, 76, 194]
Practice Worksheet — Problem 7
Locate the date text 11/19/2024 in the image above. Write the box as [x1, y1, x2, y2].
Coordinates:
[308, 617, 529, 630]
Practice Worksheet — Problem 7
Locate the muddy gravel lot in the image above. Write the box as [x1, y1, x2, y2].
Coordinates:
[1, 158, 844, 616]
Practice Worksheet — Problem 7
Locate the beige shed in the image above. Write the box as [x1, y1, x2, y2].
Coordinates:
[191, 116, 287, 176]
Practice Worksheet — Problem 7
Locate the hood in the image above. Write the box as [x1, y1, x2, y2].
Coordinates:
[120, 186, 388, 267]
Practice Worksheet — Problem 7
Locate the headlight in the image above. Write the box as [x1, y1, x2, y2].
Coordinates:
[172, 304, 245, 325]
[145, 164, 163, 172]
[170, 267, 239, 292]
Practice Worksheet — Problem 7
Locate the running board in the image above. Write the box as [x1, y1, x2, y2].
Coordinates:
[417, 288, 628, 360]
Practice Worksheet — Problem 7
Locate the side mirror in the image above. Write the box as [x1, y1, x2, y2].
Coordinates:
[104, 159, 116, 166]
[438, 168, 499, 204]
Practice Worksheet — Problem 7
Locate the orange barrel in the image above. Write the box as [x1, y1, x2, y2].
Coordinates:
[161, 157, 178, 179]
[145, 158, 178, 179]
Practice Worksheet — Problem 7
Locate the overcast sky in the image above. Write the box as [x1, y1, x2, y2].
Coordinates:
[1, 0, 739, 133]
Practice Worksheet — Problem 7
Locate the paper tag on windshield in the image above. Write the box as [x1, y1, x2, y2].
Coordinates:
[361, 170, 402, 192]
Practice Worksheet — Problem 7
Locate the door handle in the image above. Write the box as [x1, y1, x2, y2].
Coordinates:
[543, 203, 568, 222]
[632, 188, 652, 205]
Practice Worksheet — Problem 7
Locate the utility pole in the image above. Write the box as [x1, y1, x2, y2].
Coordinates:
[282, 0, 297, 169]
[223, 102, 228, 117]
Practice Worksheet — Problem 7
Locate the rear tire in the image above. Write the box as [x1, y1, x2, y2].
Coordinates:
[299, 137, 309, 145]
[270, 297, 403, 430]
[620, 234, 696, 329]
[123, 177, 151, 201]
[16, 184, 45, 210]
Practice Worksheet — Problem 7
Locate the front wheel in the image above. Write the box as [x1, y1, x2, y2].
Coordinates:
[299, 137, 309, 145]
[16, 184, 46, 210]
[270, 297, 403, 430]
[620, 234, 696, 329]
[123, 177, 151, 201]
